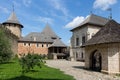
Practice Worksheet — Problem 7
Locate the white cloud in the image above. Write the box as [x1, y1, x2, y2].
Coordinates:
[36, 16, 54, 25]
[13, 1, 21, 7]
[64, 16, 87, 28]
[93, 0, 117, 10]
[0, 6, 9, 13]
[23, 0, 32, 7]
[48, 0, 68, 16]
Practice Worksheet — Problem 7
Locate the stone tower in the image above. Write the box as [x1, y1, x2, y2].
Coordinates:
[2, 11, 23, 38]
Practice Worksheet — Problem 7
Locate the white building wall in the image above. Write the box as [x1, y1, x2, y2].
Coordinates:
[70, 25, 102, 61]
[5, 24, 21, 38]
[87, 25, 101, 39]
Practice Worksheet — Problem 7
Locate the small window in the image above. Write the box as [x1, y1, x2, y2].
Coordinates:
[24, 43, 27, 46]
[46, 44, 49, 47]
[76, 37, 79, 46]
[14, 24, 16, 27]
[28, 43, 30, 46]
[76, 52, 78, 58]
[36, 43, 39, 47]
[42, 44, 44, 47]
[82, 36, 85, 44]
[81, 52, 83, 58]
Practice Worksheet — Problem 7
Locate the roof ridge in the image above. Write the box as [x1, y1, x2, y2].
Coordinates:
[8, 12, 18, 21]
[90, 14, 108, 20]
[71, 14, 109, 31]
[41, 24, 59, 38]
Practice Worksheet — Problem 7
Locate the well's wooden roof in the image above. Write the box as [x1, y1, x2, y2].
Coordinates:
[49, 38, 66, 47]
[85, 20, 120, 46]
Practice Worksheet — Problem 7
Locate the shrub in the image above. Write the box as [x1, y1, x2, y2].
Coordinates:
[0, 28, 13, 63]
[19, 53, 43, 73]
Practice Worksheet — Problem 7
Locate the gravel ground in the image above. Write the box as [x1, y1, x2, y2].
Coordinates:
[46, 60, 120, 80]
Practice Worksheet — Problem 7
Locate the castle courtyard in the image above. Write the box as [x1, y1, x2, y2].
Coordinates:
[46, 60, 120, 80]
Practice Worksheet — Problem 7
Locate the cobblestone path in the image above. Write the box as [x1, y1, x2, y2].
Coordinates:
[46, 60, 120, 80]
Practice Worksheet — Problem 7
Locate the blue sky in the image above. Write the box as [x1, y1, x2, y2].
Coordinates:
[0, 0, 120, 45]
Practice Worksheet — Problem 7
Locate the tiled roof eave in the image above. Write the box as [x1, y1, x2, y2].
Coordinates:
[3, 22, 23, 28]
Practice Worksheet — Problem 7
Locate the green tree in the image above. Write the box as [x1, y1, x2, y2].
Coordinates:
[19, 53, 43, 73]
[0, 28, 13, 63]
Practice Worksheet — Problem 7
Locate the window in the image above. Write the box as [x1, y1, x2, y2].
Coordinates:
[24, 43, 27, 46]
[36, 43, 39, 47]
[82, 36, 85, 44]
[28, 43, 30, 46]
[42, 44, 44, 47]
[76, 37, 79, 46]
[81, 52, 83, 58]
[76, 52, 78, 58]
[14, 24, 17, 27]
[46, 44, 49, 47]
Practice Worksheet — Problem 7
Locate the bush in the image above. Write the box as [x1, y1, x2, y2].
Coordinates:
[19, 53, 44, 73]
[0, 29, 13, 63]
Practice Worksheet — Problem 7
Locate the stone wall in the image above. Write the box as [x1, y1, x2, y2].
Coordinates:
[8, 35, 18, 54]
[18, 42, 51, 56]
[107, 43, 120, 74]
[4, 24, 21, 38]
[85, 43, 120, 74]
[70, 47, 85, 61]
[87, 25, 101, 39]
[0, 25, 18, 55]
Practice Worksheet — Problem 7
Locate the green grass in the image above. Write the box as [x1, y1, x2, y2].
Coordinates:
[0, 59, 75, 80]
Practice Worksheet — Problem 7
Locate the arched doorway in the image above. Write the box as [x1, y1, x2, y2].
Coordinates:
[90, 50, 102, 72]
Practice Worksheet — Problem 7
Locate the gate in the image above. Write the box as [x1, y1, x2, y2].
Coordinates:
[91, 50, 102, 71]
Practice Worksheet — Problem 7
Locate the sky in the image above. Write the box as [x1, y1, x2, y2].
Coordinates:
[0, 0, 120, 45]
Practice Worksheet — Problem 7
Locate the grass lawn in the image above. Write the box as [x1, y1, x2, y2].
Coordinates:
[0, 59, 75, 80]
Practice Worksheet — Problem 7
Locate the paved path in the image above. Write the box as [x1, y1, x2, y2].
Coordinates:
[46, 60, 120, 80]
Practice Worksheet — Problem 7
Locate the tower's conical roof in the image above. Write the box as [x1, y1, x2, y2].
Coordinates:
[41, 23, 59, 39]
[3, 12, 23, 28]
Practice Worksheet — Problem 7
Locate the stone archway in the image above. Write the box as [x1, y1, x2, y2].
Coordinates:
[90, 50, 102, 72]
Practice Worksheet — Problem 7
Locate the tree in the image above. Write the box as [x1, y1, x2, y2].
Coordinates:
[0, 27, 13, 63]
[19, 53, 43, 73]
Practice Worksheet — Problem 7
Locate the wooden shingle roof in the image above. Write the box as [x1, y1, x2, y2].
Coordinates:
[19, 24, 60, 43]
[85, 20, 120, 46]
[41, 23, 59, 39]
[50, 38, 66, 47]
[3, 12, 23, 28]
[71, 14, 109, 31]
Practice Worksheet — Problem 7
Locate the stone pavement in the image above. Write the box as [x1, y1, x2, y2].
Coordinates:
[46, 60, 120, 80]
